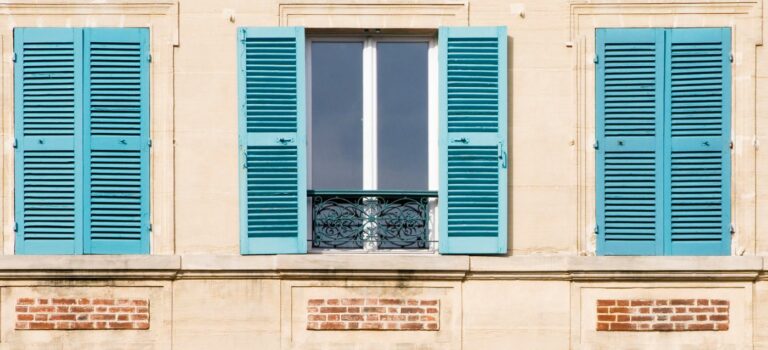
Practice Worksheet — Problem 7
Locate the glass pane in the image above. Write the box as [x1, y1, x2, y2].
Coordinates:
[376, 42, 429, 190]
[310, 41, 364, 189]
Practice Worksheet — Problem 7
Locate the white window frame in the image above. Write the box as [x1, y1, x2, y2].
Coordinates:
[306, 34, 438, 253]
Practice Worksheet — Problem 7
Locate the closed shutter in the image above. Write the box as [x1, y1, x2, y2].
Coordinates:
[596, 28, 665, 255]
[438, 26, 508, 254]
[14, 28, 84, 254]
[664, 28, 730, 255]
[596, 28, 731, 256]
[238, 27, 307, 254]
[83, 28, 150, 254]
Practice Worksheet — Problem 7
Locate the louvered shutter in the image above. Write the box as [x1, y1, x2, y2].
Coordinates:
[664, 28, 730, 255]
[83, 28, 150, 254]
[14, 28, 84, 254]
[596, 28, 665, 255]
[238, 27, 307, 254]
[438, 26, 508, 254]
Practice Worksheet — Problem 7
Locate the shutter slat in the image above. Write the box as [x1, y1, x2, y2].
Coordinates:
[439, 26, 507, 254]
[238, 27, 307, 254]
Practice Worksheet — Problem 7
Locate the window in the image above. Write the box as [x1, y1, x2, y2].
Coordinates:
[595, 28, 731, 256]
[307, 37, 436, 251]
[237, 26, 507, 255]
[14, 28, 151, 254]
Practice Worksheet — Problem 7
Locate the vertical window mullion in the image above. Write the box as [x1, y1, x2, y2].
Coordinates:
[363, 37, 377, 191]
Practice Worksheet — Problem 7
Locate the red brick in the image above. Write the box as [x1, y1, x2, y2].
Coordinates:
[90, 314, 116, 321]
[697, 299, 710, 306]
[674, 307, 687, 313]
[609, 307, 630, 314]
[688, 323, 715, 331]
[388, 307, 398, 313]
[609, 323, 636, 331]
[616, 315, 630, 322]
[341, 298, 364, 306]
[347, 307, 360, 313]
[29, 306, 55, 313]
[630, 315, 653, 322]
[361, 322, 382, 330]
[326, 299, 340, 305]
[56, 322, 76, 330]
[598, 316, 615, 323]
[407, 315, 420, 321]
[341, 314, 364, 321]
[709, 315, 728, 321]
[671, 315, 693, 322]
[420, 300, 438, 306]
[327, 314, 339, 321]
[717, 307, 729, 313]
[135, 322, 150, 330]
[596, 322, 609, 331]
[386, 323, 399, 330]
[108, 322, 135, 329]
[29, 322, 54, 330]
[108, 307, 135, 313]
[56, 306, 69, 313]
[320, 307, 347, 313]
[77, 298, 91, 305]
[596, 307, 609, 313]
[17, 298, 35, 306]
[674, 323, 686, 331]
[117, 314, 129, 321]
[74, 322, 95, 329]
[308, 314, 325, 321]
[716, 323, 729, 331]
[347, 322, 360, 330]
[131, 300, 148, 306]
[93, 299, 115, 306]
[365, 299, 378, 305]
[425, 323, 439, 330]
[426, 308, 438, 314]
[70, 306, 94, 313]
[379, 299, 403, 305]
[37, 299, 49, 305]
[639, 308, 650, 314]
[307, 307, 318, 313]
[401, 307, 424, 314]
[670, 299, 695, 306]
[655, 300, 669, 306]
[596, 300, 616, 307]
[651, 307, 672, 313]
[652, 323, 673, 331]
[407, 299, 419, 306]
[366, 314, 379, 321]
[616, 300, 629, 306]
[17, 314, 33, 321]
[34, 314, 47, 321]
[630, 300, 653, 306]
[711, 300, 729, 306]
[697, 315, 708, 321]
[15, 322, 29, 330]
[421, 315, 437, 322]
[49, 314, 76, 321]
[689, 307, 714, 313]
[15, 306, 28, 313]
[362, 307, 385, 313]
[52, 298, 77, 305]
[400, 323, 424, 330]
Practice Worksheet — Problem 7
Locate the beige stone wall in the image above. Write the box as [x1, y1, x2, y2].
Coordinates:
[0, 0, 763, 349]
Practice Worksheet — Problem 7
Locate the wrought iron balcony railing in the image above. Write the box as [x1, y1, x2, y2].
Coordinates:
[307, 190, 438, 250]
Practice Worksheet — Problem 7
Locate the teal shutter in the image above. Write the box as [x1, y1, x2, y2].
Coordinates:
[596, 28, 665, 255]
[14, 28, 84, 254]
[438, 26, 508, 254]
[664, 28, 730, 255]
[596, 28, 731, 256]
[83, 28, 150, 254]
[238, 27, 307, 254]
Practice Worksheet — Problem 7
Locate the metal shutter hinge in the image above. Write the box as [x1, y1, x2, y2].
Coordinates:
[730, 224, 735, 235]
[12, 138, 17, 149]
[147, 53, 152, 62]
[730, 140, 734, 149]
[12, 53, 16, 62]
[149, 223, 152, 232]
[498, 142, 507, 169]
[593, 225, 598, 235]
[13, 222, 17, 232]
[730, 53, 734, 62]
[148, 139, 152, 148]
[593, 54, 599, 64]
[593, 140, 599, 150]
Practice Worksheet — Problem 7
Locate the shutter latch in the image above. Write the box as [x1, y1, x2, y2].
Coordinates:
[498, 142, 507, 169]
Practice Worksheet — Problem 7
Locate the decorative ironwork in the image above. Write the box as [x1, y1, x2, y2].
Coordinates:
[308, 190, 437, 250]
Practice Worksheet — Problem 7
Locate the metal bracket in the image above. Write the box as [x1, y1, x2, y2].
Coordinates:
[593, 54, 599, 64]
[12, 138, 17, 149]
[593, 140, 599, 150]
[593, 225, 598, 235]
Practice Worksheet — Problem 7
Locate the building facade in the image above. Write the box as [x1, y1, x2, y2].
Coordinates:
[0, 0, 766, 348]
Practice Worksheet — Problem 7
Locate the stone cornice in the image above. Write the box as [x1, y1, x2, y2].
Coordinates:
[0, 255, 763, 282]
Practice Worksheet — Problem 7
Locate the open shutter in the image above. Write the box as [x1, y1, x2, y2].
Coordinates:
[664, 28, 731, 255]
[83, 28, 150, 254]
[14, 28, 84, 254]
[438, 26, 508, 254]
[238, 27, 307, 254]
[596, 29, 665, 255]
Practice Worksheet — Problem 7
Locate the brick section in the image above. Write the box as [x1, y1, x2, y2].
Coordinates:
[596, 299, 729, 332]
[15, 298, 150, 330]
[307, 298, 439, 331]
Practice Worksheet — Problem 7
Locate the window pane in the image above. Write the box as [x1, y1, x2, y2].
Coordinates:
[376, 42, 429, 190]
[310, 41, 363, 189]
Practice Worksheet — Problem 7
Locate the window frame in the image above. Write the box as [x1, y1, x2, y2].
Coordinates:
[305, 34, 439, 253]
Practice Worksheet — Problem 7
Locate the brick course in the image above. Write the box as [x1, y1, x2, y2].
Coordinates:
[16, 298, 149, 330]
[307, 298, 439, 331]
[596, 299, 729, 332]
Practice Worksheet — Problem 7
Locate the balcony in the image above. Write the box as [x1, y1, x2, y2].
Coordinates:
[307, 190, 438, 251]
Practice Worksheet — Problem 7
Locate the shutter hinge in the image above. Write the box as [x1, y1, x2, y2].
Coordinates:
[730, 224, 735, 235]
[593, 225, 599, 235]
[593, 54, 599, 64]
[13, 222, 17, 232]
[730, 140, 734, 150]
[147, 53, 152, 62]
[498, 142, 507, 169]
[12, 138, 17, 149]
[730, 53, 734, 62]
[148, 139, 152, 148]
[593, 140, 599, 150]
[149, 223, 152, 232]
[12, 52, 16, 62]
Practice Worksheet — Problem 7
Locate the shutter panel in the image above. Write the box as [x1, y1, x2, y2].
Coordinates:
[664, 28, 730, 255]
[238, 27, 307, 254]
[83, 28, 150, 254]
[14, 28, 84, 254]
[438, 26, 508, 254]
[596, 29, 665, 255]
